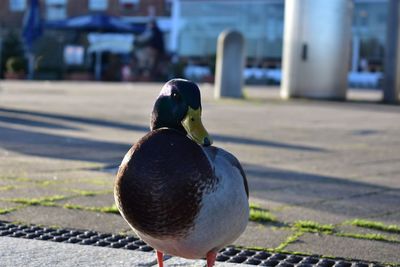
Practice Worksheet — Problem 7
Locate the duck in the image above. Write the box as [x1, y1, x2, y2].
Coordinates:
[114, 78, 249, 267]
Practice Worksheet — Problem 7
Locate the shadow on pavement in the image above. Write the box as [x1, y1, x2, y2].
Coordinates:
[0, 125, 130, 164]
[0, 107, 149, 132]
[0, 107, 326, 154]
[245, 162, 399, 216]
[0, 114, 78, 131]
[213, 134, 326, 152]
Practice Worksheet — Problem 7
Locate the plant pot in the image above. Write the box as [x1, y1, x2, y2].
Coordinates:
[4, 71, 26, 80]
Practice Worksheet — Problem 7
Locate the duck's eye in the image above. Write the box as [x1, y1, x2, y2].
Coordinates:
[171, 92, 181, 101]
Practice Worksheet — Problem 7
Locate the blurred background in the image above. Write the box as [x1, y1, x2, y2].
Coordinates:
[0, 0, 389, 88]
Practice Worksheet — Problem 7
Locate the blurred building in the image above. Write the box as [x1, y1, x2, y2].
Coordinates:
[0, 0, 171, 80]
[0, 0, 170, 26]
[0, 0, 389, 82]
[174, 0, 387, 70]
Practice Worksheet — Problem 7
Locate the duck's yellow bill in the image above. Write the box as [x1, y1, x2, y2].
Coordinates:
[181, 107, 213, 146]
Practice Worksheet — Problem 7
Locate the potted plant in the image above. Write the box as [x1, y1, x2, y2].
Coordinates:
[1, 31, 25, 79]
[4, 57, 26, 80]
[4, 57, 26, 79]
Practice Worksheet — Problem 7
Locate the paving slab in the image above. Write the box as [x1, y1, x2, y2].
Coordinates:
[0, 206, 130, 234]
[271, 205, 355, 225]
[0, 186, 69, 199]
[0, 236, 247, 267]
[285, 233, 400, 264]
[233, 222, 293, 248]
[370, 211, 400, 226]
[309, 190, 400, 218]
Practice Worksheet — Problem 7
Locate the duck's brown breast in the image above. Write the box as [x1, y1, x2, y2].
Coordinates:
[114, 129, 215, 238]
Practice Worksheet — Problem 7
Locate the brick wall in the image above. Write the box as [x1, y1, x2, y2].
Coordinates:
[0, 0, 168, 29]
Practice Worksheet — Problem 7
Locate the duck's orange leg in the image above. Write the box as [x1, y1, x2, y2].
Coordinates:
[157, 250, 164, 267]
[206, 251, 217, 267]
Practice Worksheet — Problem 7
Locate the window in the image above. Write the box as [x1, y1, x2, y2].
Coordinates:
[119, 0, 139, 10]
[46, 0, 67, 21]
[9, 0, 26, 12]
[89, 0, 108, 11]
[164, 0, 172, 16]
[120, 0, 140, 4]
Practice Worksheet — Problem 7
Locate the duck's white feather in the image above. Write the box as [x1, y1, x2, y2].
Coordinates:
[136, 147, 249, 259]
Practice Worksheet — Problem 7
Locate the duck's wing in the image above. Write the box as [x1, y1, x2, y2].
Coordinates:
[203, 146, 249, 198]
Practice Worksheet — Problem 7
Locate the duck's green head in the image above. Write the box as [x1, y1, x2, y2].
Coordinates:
[150, 79, 212, 146]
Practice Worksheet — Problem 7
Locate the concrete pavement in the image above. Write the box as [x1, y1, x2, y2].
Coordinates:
[0, 236, 246, 266]
[0, 81, 399, 265]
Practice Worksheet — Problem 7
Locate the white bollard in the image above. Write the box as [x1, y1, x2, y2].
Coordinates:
[214, 30, 245, 99]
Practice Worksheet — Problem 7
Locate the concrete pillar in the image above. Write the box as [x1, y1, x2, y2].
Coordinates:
[214, 30, 245, 99]
[169, 0, 181, 53]
[351, 35, 360, 73]
[281, 0, 352, 100]
[383, 0, 400, 104]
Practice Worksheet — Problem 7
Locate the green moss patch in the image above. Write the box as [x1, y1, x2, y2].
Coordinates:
[249, 206, 277, 223]
[249, 202, 261, 209]
[79, 179, 112, 186]
[345, 219, 400, 234]
[94, 205, 119, 214]
[2, 195, 67, 207]
[0, 176, 32, 183]
[70, 189, 113, 197]
[63, 203, 119, 214]
[0, 185, 16, 191]
[293, 220, 334, 234]
[0, 176, 64, 188]
[275, 231, 305, 251]
[0, 207, 19, 215]
[336, 232, 400, 243]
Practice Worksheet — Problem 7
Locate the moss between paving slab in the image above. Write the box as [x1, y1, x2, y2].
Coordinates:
[275, 231, 305, 251]
[1, 193, 120, 215]
[68, 189, 113, 197]
[293, 220, 334, 234]
[345, 219, 400, 234]
[249, 204, 278, 224]
[0, 176, 32, 183]
[79, 178, 113, 186]
[63, 203, 119, 214]
[1, 195, 68, 206]
[0, 175, 113, 189]
[0, 176, 56, 186]
[0, 207, 19, 215]
[271, 220, 334, 251]
[0, 185, 16, 191]
[336, 232, 400, 243]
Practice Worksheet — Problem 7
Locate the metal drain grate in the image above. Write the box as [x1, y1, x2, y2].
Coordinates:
[0, 221, 385, 267]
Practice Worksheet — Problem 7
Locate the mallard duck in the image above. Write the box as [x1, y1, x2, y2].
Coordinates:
[114, 79, 249, 267]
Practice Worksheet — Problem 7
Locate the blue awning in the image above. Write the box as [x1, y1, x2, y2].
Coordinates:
[45, 13, 145, 33]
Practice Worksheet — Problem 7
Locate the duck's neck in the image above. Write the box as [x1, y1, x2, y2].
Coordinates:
[151, 116, 186, 133]
[150, 98, 187, 134]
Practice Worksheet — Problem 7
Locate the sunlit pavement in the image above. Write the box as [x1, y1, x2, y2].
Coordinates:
[0, 81, 399, 265]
